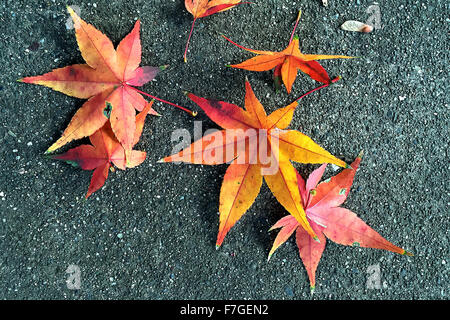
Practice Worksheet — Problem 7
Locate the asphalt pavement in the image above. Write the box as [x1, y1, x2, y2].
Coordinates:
[0, 0, 448, 299]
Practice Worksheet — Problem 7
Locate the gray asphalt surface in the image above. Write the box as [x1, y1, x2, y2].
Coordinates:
[0, 0, 448, 300]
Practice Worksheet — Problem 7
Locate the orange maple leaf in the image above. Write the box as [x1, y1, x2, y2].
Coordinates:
[269, 152, 413, 292]
[52, 101, 154, 198]
[184, 0, 244, 62]
[223, 11, 353, 93]
[20, 7, 192, 156]
[159, 78, 348, 247]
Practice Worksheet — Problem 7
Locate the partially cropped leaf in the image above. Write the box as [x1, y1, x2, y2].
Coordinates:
[184, 0, 244, 62]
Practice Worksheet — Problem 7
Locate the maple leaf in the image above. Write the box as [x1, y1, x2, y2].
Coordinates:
[159, 78, 348, 247]
[51, 101, 154, 199]
[184, 0, 243, 62]
[223, 10, 353, 93]
[20, 7, 192, 155]
[269, 151, 413, 292]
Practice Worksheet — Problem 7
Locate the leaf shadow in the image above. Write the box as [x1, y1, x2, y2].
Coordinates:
[158, 1, 189, 28]
[196, 165, 227, 246]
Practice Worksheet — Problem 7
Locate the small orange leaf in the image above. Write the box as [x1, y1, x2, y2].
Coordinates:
[224, 12, 353, 93]
[51, 102, 153, 198]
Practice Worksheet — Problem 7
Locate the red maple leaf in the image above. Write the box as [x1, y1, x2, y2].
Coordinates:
[20, 7, 192, 156]
[52, 101, 154, 198]
[269, 151, 413, 292]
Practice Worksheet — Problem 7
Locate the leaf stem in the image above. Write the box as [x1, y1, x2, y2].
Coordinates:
[268, 77, 341, 130]
[125, 84, 196, 116]
[184, 19, 197, 63]
[289, 10, 302, 44]
[295, 76, 341, 102]
[221, 34, 266, 55]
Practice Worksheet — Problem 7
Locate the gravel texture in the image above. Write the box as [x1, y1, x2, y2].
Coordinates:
[0, 0, 448, 299]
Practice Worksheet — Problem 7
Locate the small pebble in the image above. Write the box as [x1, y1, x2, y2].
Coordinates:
[341, 20, 374, 33]
[285, 286, 294, 297]
[331, 164, 340, 171]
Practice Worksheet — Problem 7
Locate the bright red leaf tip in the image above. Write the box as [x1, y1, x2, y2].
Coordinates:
[20, 7, 193, 155]
[52, 101, 154, 198]
[269, 152, 413, 289]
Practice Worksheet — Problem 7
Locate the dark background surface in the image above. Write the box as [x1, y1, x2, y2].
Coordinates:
[0, 0, 448, 299]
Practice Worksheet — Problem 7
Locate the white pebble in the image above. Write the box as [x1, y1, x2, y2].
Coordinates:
[341, 20, 374, 33]
[331, 164, 340, 171]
